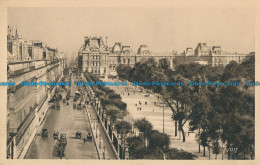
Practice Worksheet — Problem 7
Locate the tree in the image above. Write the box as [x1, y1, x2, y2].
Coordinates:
[164, 74, 194, 142]
[158, 58, 170, 71]
[148, 130, 170, 150]
[106, 108, 121, 124]
[134, 118, 153, 136]
[165, 148, 197, 160]
[116, 64, 132, 80]
[213, 86, 254, 159]
[134, 118, 153, 147]
[127, 136, 147, 159]
[115, 121, 132, 135]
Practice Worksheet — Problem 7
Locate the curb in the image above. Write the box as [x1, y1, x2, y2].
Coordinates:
[91, 103, 119, 159]
[83, 108, 100, 159]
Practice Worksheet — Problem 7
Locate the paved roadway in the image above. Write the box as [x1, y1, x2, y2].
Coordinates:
[25, 76, 98, 159]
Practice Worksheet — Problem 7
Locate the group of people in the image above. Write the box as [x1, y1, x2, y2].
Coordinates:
[135, 100, 149, 111]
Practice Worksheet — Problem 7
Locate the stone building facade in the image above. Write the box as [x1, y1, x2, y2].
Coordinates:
[108, 43, 173, 76]
[176, 43, 250, 66]
[78, 37, 252, 76]
[6, 26, 65, 159]
[78, 37, 110, 77]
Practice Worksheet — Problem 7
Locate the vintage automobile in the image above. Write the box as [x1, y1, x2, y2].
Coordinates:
[56, 103, 60, 110]
[59, 133, 67, 146]
[42, 129, 48, 137]
[75, 91, 80, 98]
[87, 133, 93, 141]
[74, 97, 77, 102]
[66, 95, 70, 100]
[51, 104, 56, 109]
[58, 94, 62, 100]
[77, 104, 81, 110]
[58, 142, 65, 158]
[53, 131, 59, 139]
[75, 131, 81, 139]
[48, 98, 56, 103]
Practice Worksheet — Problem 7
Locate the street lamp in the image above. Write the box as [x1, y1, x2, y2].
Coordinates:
[162, 96, 165, 134]
[99, 133, 102, 149]
[103, 146, 106, 159]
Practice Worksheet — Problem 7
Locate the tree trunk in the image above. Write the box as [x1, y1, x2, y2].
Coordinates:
[181, 128, 185, 142]
[227, 143, 231, 160]
[203, 145, 206, 156]
[208, 147, 210, 160]
[178, 119, 185, 142]
[175, 120, 178, 136]
[215, 153, 217, 160]
[198, 127, 201, 153]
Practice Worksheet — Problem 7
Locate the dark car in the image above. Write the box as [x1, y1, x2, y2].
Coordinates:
[48, 98, 56, 103]
[42, 129, 48, 137]
[75, 132, 81, 139]
[53, 131, 59, 139]
[87, 133, 92, 141]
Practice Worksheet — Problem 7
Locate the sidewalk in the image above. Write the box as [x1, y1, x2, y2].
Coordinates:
[18, 107, 50, 159]
[86, 102, 118, 159]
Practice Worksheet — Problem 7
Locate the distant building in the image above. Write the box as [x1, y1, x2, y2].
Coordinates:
[194, 43, 211, 56]
[7, 26, 58, 63]
[7, 26, 30, 61]
[138, 45, 150, 56]
[176, 43, 250, 66]
[107, 43, 174, 74]
[185, 48, 194, 56]
[78, 38, 252, 76]
[78, 36, 110, 77]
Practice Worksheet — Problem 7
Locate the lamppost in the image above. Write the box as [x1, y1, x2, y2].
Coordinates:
[99, 133, 102, 149]
[103, 146, 106, 159]
[162, 96, 165, 134]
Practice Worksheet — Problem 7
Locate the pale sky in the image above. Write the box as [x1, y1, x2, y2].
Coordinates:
[8, 7, 255, 56]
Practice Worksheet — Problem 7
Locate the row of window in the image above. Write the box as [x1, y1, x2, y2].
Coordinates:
[91, 68, 107, 74]
[85, 61, 108, 66]
[92, 55, 101, 60]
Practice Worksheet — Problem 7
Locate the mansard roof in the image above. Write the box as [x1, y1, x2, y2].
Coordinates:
[121, 46, 131, 52]
[195, 43, 211, 52]
[83, 36, 108, 52]
[112, 42, 122, 52]
[138, 45, 149, 54]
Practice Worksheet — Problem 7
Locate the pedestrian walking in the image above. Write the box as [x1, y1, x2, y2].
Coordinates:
[83, 137, 86, 143]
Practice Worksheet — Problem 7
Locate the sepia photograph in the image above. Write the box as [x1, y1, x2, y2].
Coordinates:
[0, 0, 259, 163]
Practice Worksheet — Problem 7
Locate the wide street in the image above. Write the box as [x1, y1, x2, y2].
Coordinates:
[25, 76, 98, 159]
